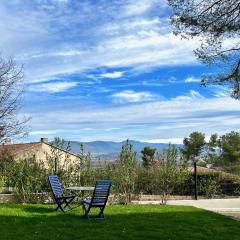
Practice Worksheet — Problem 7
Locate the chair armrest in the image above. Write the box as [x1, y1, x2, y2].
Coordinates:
[82, 199, 91, 205]
[56, 195, 75, 200]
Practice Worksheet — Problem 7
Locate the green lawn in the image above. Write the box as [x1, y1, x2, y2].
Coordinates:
[0, 204, 239, 240]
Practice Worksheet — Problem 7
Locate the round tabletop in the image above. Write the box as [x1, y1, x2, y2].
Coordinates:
[67, 186, 95, 191]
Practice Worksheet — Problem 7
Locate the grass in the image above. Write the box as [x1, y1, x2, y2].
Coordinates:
[0, 204, 240, 240]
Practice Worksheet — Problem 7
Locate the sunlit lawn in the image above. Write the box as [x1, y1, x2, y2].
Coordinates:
[0, 204, 239, 240]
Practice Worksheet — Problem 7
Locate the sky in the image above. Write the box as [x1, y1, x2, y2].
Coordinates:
[0, 0, 239, 143]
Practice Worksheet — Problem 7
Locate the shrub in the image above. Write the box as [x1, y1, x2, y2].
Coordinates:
[199, 176, 220, 198]
[10, 156, 48, 202]
[114, 140, 137, 204]
[0, 176, 5, 193]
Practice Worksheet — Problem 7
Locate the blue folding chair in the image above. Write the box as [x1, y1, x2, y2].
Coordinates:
[48, 175, 76, 212]
[82, 180, 112, 220]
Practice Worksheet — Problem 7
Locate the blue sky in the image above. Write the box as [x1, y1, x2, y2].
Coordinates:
[1, 0, 239, 143]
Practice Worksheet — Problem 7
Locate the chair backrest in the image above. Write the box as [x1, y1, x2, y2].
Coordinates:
[48, 175, 65, 198]
[91, 180, 112, 207]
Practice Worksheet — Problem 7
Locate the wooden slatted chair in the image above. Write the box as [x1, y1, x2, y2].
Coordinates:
[82, 180, 112, 220]
[48, 175, 76, 212]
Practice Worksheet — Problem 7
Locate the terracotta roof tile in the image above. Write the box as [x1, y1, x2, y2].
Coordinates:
[0, 142, 41, 155]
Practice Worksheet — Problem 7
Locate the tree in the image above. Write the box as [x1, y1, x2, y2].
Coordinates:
[0, 56, 28, 142]
[47, 137, 72, 174]
[217, 131, 240, 171]
[205, 133, 219, 164]
[156, 144, 185, 204]
[116, 140, 137, 203]
[76, 143, 94, 186]
[0, 148, 15, 188]
[181, 132, 206, 163]
[141, 146, 156, 168]
[168, 0, 240, 99]
[10, 156, 47, 202]
[46, 137, 76, 188]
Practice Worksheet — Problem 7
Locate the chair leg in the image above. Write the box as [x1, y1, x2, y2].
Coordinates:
[58, 202, 65, 212]
[97, 207, 105, 219]
[82, 205, 106, 220]
[55, 199, 64, 212]
[56, 197, 75, 212]
[63, 200, 72, 210]
[64, 196, 75, 209]
[82, 204, 91, 220]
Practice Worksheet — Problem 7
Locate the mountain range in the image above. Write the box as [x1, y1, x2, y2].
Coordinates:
[64, 140, 182, 160]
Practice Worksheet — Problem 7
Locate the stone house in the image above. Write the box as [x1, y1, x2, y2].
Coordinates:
[0, 138, 79, 170]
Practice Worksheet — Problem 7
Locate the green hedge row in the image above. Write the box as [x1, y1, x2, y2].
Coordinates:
[135, 170, 240, 198]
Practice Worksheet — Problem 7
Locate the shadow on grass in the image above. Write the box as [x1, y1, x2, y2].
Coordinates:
[22, 205, 55, 214]
[0, 205, 240, 240]
[23, 205, 83, 215]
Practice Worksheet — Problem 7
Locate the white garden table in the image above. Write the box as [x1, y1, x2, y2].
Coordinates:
[67, 186, 95, 201]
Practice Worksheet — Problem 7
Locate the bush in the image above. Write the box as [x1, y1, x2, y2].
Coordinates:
[199, 176, 220, 198]
[0, 176, 5, 193]
[1, 139, 240, 203]
[113, 140, 137, 204]
[10, 156, 48, 202]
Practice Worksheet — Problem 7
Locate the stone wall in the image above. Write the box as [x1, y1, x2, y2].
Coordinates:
[0, 193, 193, 204]
[0, 194, 20, 203]
[0, 193, 53, 204]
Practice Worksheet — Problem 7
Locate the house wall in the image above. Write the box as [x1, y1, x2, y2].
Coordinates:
[12, 142, 79, 169]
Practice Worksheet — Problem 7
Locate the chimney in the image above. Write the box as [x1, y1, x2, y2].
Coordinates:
[40, 137, 48, 143]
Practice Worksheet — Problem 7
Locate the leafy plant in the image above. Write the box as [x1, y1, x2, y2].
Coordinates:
[141, 146, 156, 168]
[10, 156, 48, 202]
[114, 140, 137, 204]
[75, 143, 95, 186]
[156, 145, 186, 204]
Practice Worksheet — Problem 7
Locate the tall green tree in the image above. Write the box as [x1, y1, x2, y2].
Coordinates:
[156, 144, 185, 204]
[205, 133, 219, 164]
[168, 0, 240, 99]
[0, 149, 15, 188]
[116, 140, 137, 203]
[181, 132, 206, 163]
[10, 156, 47, 202]
[76, 143, 94, 186]
[218, 131, 240, 171]
[141, 146, 156, 168]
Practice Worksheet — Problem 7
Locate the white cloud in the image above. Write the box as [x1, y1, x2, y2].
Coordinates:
[214, 91, 229, 98]
[29, 130, 63, 135]
[189, 90, 204, 98]
[3, 1, 239, 144]
[100, 71, 124, 79]
[29, 81, 78, 93]
[0, 1, 200, 84]
[100, 33, 199, 70]
[103, 18, 161, 33]
[174, 90, 204, 100]
[112, 90, 157, 103]
[105, 127, 121, 131]
[124, 0, 167, 16]
[81, 128, 93, 131]
[25, 95, 240, 142]
[185, 76, 201, 83]
[210, 86, 230, 98]
[124, 0, 155, 16]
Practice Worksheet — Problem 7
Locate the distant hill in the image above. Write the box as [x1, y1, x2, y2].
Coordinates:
[62, 140, 182, 161]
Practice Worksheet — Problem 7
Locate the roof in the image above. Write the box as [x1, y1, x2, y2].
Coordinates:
[0, 142, 41, 155]
[0, 141, 78, 158]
